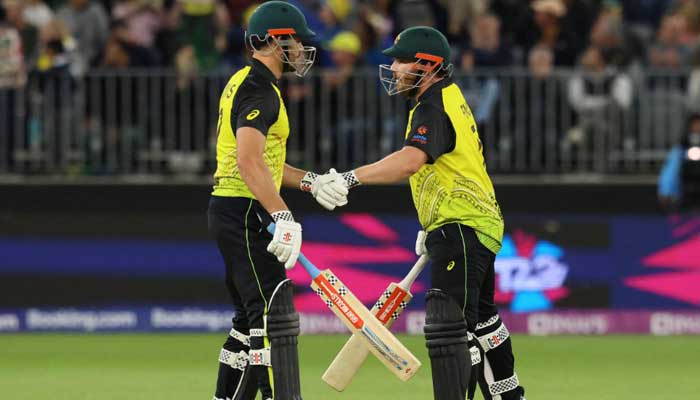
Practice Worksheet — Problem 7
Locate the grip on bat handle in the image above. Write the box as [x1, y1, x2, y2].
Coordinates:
[266, 222, 321, 278]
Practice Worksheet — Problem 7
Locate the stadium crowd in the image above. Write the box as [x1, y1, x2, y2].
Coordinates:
[2, 0, 700, 175]
[0, 1, 699, 82]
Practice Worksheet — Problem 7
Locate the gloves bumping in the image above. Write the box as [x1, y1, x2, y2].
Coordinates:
[300, 169, 348, 210]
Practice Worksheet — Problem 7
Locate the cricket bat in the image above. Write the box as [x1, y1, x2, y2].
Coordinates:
[322, 254, 429, 391]
[266, 224, 422, 382]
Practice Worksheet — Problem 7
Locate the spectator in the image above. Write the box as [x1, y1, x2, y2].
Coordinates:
[101, 36, 132, 69]
[490, 0, 530, 47]
[1, 3, 25, 169]
[0, 4, 25, 89]
[28, 18, 75, 168]
[567, 45, 633, 147]
[105, 19, 158, 67]
[218, 19, 246, 70]
[354, 4, 393, 66]
[220, 0, 257, 28]
[459, 20, 509, 126]
[670, 0, 700, 36]
[112, 0, 162, 49]
[526, 45, 565, 168]
[56, 0, 110, 73]
[154, 0, 185, 66]
[3, 0, 39, 65]
[515, 0, 582, 66]
[621, 0, 672, 36]
[319, 0, 351, 36]
[648, 14, 692, 69]
[391, 0, 436, 32]
[324, 30, 361, 87]
[22, 0, 54, 29]
[529, 45, 555, 80]
[174, 44, 198, 89]
[590, 9, 640, 67]
[438, 0, 489, 41]
[569, 46, 633, 111]
[658, 113, 700, 208]
[322, 30, 364, 166]
[176, 0, 223, 70]
[465, 13, 512, 67]
[34, 19, 74, 74]
[561, 0, 602, 40]
[688, 49, 700, 111]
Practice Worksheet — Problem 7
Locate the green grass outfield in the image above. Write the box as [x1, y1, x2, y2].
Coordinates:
[1, 334, 699, 399]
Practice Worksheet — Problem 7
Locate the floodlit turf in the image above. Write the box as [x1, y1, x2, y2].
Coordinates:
[1, 334, 698, 399]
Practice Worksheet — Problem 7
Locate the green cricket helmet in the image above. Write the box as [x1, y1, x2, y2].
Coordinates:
[379, 26, 454, 96]
[246, 1, 317, 77]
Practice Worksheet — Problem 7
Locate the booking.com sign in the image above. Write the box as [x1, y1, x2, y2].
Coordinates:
[495, 230, 570, 313]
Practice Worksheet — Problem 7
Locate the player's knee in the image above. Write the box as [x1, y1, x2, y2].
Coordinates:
[424, 289, 469, 353]
[266, 279, 300, 342]
[424, 289, 473, 399]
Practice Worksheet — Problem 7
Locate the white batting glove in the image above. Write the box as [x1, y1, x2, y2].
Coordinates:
[267, 211, 302, 269]
[415, 230, 427, 256]
[300, 169, 349, 210]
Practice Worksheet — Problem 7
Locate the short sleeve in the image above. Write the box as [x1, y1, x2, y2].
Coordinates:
[404, 103, 455, 163]
[232, 82, 280, 136]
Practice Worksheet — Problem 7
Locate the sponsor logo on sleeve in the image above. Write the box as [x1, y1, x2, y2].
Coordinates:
[246, 109, 261, 120]
[410, 126, 428, 144]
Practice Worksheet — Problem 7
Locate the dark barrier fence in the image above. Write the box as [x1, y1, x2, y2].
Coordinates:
[2, 67, 699, 176]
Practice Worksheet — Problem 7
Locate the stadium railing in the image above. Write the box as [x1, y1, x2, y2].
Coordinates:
[0, 67, 695, 178]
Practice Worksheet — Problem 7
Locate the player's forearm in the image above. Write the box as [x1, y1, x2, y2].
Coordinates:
[354, 149, 423, 185]
[282, 163, 308, 189]
[238, 156, 289, 214]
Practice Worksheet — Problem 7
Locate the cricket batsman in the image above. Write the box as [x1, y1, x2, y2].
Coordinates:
[320, 26, 526, 400]
[207, 2, 348, 399]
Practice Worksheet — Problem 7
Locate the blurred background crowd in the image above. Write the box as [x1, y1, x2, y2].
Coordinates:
[1, 0, 700, 84]
[1, 0, 700, 196]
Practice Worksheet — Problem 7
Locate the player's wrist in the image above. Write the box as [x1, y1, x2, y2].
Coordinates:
[340, 170, 361, 189]
[270, 210, 294, 222]
[300, 171, 318, 193]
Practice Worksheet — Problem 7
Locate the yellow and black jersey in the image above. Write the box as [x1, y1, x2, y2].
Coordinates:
[212, 59, 290, 198]
[404, 77, 504, 253]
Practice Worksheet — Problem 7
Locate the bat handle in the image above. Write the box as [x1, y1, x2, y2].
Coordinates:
[399, 254, 429, 290]
[266, 223, 321, 279]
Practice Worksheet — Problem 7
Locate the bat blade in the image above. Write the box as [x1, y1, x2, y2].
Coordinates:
[310, 269, 421, 382]
[322, 255, 428, 391]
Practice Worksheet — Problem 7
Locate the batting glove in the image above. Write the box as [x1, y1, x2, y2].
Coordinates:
[300, 168, 349, 210]
[415, 230, 427, 256]
[267, 211, 302, 269]
[337, 170, 362, 190]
